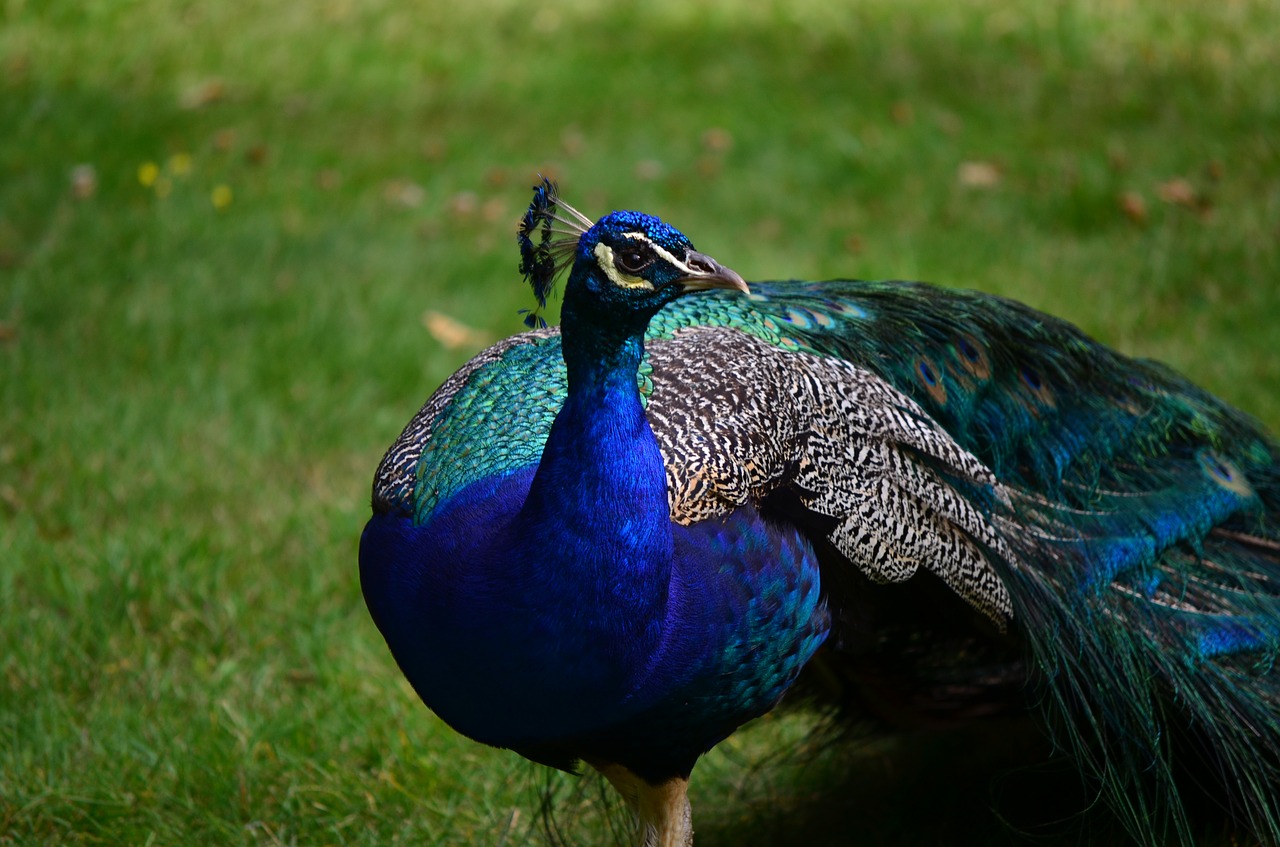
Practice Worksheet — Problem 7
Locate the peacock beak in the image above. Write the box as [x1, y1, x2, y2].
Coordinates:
[678, 250, 750, 295]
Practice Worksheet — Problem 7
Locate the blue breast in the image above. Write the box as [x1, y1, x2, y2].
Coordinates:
[360, 470, 829, 778]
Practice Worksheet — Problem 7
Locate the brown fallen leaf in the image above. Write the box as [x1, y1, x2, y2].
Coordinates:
[1156, 178, 1197, 208]
[1118, 191, 1148, 224]
[423, 311, 490, 350]
[957, 160, 1000, 188]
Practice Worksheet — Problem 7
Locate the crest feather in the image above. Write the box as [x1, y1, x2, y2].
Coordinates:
[517, 178, 591, 328]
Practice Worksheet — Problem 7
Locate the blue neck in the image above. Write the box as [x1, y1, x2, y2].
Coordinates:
[509, 293, 673, 675]
[528, 289, 666, 515]
[521, 323, 667, 532]
[520, 295, 672, 566]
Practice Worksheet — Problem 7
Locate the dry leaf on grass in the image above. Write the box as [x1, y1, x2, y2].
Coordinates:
[957, 161, 1000, 188]
[423, 311, 490, 350]
[1156, 178, 1198, 208]
[1118, 191, 1148, 224]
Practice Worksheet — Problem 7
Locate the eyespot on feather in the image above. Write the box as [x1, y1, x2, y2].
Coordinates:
[1199, 450, 1255, 498]
[1019, 364, 1056, 408]
[915, 356, 948, 405]
[955, 333, 991, 379]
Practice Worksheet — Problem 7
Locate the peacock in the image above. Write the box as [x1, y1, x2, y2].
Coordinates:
[359, 179, 1280, 847]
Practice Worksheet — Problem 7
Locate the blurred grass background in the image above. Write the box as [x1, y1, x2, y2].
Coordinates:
[2, 0, 1278, 844]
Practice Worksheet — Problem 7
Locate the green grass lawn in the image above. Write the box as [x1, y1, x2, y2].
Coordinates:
[2, 1, 1278, 844]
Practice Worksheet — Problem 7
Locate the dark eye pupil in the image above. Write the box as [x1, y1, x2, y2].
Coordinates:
[617, 250, 649, 273]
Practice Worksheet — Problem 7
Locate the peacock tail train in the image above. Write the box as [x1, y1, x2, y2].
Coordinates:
[360, 180, 1280, 846]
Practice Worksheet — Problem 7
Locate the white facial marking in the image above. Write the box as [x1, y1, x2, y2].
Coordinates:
[593, 241, 654, 290]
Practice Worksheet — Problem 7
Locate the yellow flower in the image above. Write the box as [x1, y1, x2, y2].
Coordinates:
[138, 161, 159, 187]
[211, 184, 233, 210]
[168, 153, 193, 176]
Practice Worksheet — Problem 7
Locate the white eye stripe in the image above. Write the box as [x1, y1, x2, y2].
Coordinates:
[622, 232, 699, 276]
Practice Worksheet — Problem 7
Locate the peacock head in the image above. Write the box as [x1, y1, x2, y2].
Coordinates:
[517, 178, 747, 329]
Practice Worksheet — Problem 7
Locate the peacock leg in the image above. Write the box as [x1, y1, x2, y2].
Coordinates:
[590, 762, 693, 847]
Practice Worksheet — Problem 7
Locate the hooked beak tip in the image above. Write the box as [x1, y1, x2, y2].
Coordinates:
[680, 251, 750, 295]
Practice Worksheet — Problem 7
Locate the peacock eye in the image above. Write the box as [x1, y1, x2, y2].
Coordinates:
[615, 248, 653, 274]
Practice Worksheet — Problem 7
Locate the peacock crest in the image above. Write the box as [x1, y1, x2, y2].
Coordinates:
[516, 177, 592, 328]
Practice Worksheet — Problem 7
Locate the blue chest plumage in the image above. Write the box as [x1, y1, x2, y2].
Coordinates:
[361, 478, 828, 778]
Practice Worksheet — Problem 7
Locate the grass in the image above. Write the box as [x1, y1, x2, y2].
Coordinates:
[2, 0, 1278, 844]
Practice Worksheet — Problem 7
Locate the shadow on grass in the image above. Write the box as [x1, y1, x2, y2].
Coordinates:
[696, 716, 1248, 847]
[695, 720, 1102, 847]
